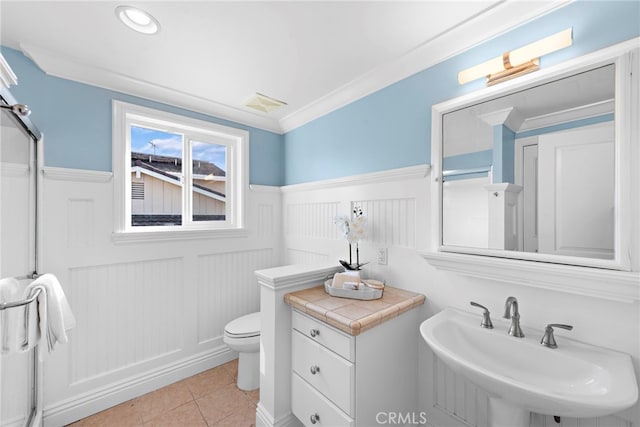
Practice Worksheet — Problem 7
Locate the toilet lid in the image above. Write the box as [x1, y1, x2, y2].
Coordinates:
[225, 312, 260, 338]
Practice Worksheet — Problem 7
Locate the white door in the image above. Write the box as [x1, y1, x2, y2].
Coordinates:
[537, 121, 614, 259]
[521, 143, 539, 253]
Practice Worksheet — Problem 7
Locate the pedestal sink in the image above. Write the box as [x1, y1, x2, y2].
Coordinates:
[420, 308, 638, 426]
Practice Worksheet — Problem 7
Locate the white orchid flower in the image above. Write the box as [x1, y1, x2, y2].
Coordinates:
[334, 214, 351, 238]
[334, 209, 367, 244]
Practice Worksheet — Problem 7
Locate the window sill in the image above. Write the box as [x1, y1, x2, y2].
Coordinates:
[112, 227, 249, 244]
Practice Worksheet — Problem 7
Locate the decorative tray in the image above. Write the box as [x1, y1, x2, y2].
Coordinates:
[324, 280, 383, 300]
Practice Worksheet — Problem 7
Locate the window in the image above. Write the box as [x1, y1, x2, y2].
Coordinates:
[112, 101, 248, 240]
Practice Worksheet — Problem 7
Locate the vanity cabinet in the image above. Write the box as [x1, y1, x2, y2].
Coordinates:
[285, 285, 425, 426]
[291, 311, 355, 425]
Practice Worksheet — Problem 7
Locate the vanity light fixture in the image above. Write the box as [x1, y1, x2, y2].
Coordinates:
[458, 28, 573, 86]
[115, 5, 160, 35]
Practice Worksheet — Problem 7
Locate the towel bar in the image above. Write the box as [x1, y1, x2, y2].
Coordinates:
[0, 276, 43, 427]
[0, 287, 42, 311]
[14, 272, 41, 281]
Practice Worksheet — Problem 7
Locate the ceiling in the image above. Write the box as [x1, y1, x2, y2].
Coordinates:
[0, 1, 570, 133]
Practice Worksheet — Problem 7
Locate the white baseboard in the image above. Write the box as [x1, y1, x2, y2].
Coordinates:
[256, 403, 302, 427]
[1, 415, 24, 427]
[43, 346, 237, 427]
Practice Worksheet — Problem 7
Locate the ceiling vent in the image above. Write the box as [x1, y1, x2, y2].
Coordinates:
[245, 93, 287, 113]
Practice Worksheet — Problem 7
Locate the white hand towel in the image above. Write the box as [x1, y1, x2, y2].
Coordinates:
[23, 274, 76, 354]
[0, 277, 21, 353]
[20, 288, 41, 352]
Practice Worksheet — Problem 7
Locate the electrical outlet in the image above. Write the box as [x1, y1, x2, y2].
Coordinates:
[377, 248, 388, 265]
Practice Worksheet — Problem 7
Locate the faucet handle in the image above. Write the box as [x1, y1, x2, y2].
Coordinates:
[470, 301, 493, 329]
[540, 323, 573, 349]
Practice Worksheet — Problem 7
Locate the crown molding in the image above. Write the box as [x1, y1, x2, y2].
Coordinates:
[16, 1, 571, 136]
[519, 99, 614, 132]
[278, 0, 572, 133]
[19, 43, 283, 135]
[0, 52, 18, 89]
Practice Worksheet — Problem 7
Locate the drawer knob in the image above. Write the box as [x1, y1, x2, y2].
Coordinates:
[310, 328, 320, 337]
[310, 365, 320, 375]
[310, 413, 320, 424]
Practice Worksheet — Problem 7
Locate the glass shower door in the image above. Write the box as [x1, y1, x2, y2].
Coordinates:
[0, 103, 38, 427]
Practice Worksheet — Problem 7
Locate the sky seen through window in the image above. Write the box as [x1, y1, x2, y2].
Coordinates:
[131, 125, 227, 171]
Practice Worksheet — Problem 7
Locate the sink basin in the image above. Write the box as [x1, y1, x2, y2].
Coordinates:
[420, 308, 638, 419]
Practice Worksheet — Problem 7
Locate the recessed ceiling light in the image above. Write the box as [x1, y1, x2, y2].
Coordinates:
[115, 5, 160, 35]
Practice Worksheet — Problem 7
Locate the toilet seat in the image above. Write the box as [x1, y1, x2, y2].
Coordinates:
[223, 311, 261, 390]
[224, 312, 260, 339]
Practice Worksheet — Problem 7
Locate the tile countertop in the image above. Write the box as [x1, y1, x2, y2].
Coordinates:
[284, 285, 426, 336]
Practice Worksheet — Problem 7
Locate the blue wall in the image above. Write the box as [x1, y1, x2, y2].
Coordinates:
[493, 125, 515, 184]
[283, 0, 640, 185]
[0, 47, 285, 186]
[3, 1, 638, 186]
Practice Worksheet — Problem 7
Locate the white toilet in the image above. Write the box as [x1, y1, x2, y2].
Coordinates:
[223, 312, 261, 391]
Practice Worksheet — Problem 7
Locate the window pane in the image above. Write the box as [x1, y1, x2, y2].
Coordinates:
[191, 140, 226, 222]
[130, 125, 184, 226]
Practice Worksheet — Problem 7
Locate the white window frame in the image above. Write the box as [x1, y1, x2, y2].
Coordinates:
[112, 100, 248, 242]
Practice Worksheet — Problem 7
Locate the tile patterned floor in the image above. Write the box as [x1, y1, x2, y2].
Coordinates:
[68, 359, 259, 426]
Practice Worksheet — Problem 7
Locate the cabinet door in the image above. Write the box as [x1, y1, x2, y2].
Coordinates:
[292, 373, 354, 427]
[292, 330, 354, 416]
[292, 310, 354, 361]
[538, 122, 614, 259]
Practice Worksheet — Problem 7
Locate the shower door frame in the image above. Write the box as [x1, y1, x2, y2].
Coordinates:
[1, 77, 45, 427]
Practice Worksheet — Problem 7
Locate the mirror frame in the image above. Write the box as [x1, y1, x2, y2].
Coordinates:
[423, 39, 639, 303]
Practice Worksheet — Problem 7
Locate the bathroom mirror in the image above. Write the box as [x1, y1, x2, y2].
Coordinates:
[431, 45, 636, 271]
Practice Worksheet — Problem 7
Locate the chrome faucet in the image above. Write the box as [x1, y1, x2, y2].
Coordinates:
[540, 323, 573, 348]
[503, 296, 524, 338]
[470, 301, 493, 329]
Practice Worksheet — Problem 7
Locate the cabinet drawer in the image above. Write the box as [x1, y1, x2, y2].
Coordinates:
[292, 310, 354, 361]
[292, 330, 354, 416]
[292, 373, 354, 427]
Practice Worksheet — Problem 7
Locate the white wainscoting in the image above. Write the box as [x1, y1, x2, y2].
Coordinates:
[26, 167, 282, 426]
[442, 177, 489, 249]
[435, 358, 485, 426]
[67, 258, 185, 385]
[197, 248, 273, 344]
[281, 165, 637, 427]
[2, 161, 636, 427]
[0, 162, 33, 278]
[286, 202, 341, 240]
[354, 198, 417, 248]
[285, 248, 330, 265]
[281, 166, 429, 271]
[1, 162, 36, 427]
